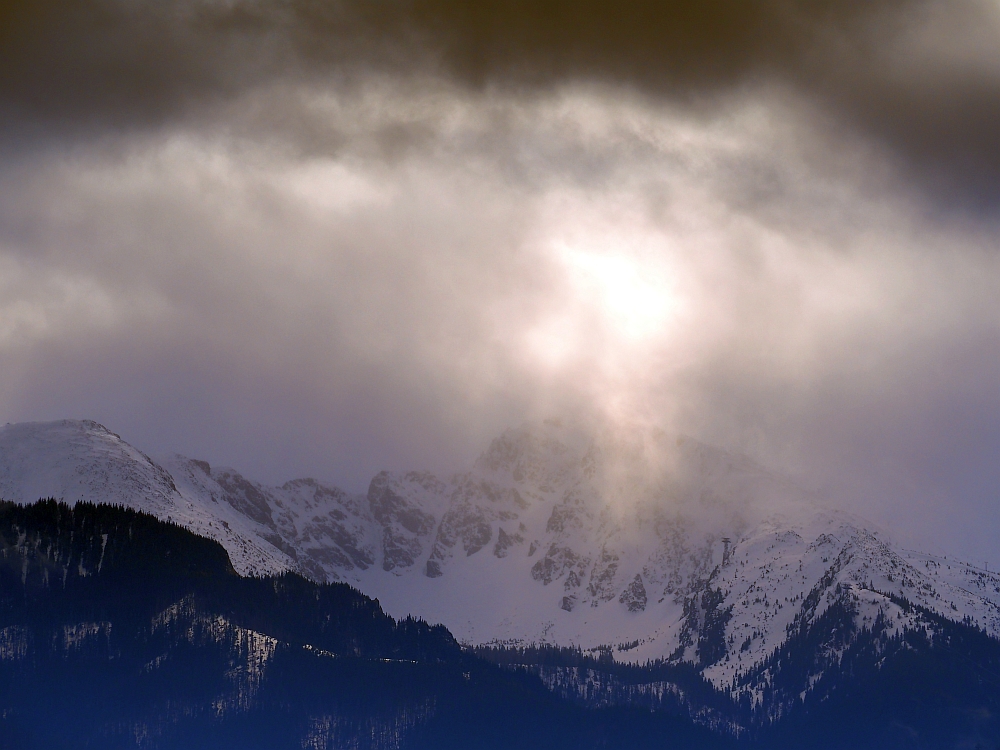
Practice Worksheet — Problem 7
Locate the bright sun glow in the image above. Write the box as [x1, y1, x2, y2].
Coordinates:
[523, 232, 682, 377]
[555, 241, 676, 342]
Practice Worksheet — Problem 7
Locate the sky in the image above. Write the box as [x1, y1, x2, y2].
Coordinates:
[1, 0, 1000, 564]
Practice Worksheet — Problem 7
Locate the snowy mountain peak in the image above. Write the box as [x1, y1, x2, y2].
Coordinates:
[473, 422, 586, 489]
[2, 418, 998, 695]
[0, 419, 177, 508]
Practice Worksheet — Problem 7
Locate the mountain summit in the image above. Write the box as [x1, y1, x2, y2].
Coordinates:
[2, 419, 998, 702]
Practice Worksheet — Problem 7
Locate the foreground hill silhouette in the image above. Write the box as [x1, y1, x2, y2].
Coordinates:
[0, 500, 729, 750]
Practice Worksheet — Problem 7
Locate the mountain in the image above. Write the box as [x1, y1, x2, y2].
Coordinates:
[0, 420, 293, 576]
[0, 499, 731, 750]
[2, 506, 999, 750]
[3, 418, 1000, 742]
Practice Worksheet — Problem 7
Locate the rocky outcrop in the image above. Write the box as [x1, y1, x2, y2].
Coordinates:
[368, 472, 438, 573]
[493, 526, 524, 558]
[214, 470, 276, 528]
[588, 547, 621, 603]
[619, 574, 648, 612]
[424, 477, 528, 576]
[531, 544, 590, 588]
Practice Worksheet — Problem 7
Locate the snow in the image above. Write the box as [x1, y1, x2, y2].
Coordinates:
[0, 420, 293, 576]
[151, 595, 279, 715]
[3, 418, 998, 691]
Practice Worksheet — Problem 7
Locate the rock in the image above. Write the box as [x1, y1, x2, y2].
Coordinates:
[493, 527, 523, 558]
[619, 574, 648, 613]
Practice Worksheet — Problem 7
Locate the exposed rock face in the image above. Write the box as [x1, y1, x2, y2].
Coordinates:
[421, 476, 533, 575]
[588, 547, 621, 603]
[277, 478, 377, 579]
[619, 574, 648, 612]
[367, 472, 439, 573]
[426, 490, 489, 568]
[532, 544, 586, 586]
[492, 527, 524, 558]
[214, 470, 275, 528]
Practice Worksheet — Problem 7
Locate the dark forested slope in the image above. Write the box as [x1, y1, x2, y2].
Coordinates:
[0, 500, 727, 750]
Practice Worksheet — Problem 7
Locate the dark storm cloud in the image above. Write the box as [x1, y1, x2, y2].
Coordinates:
[2, 0, 1000, 567]
[0, 0, 889, 119]
[4, 0, 1000, 205]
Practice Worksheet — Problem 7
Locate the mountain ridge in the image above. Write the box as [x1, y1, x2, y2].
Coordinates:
[2, 418, 999, 702]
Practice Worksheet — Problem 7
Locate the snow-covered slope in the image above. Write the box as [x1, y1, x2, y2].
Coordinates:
[0, 420, 293, 576]
[2, 418, 998, 694]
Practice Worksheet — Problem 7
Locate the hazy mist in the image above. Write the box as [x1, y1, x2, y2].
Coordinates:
[2, 0, 999, 564]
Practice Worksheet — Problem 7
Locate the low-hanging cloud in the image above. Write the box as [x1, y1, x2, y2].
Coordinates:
[1, 1, 1000, 565]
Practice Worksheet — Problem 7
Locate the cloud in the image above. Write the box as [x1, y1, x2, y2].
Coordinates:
[4, 0, 1000, 206]
[1, 2, 1000, 563]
